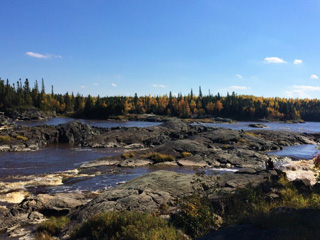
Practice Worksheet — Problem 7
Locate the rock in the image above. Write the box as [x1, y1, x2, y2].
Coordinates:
[236, 168, 257, 174]
[154, 139, 209, 157]
[5, 108, 56, 121]
[160, 118, 189, 132]
[0, 112, 13, 127]
[198, 224, 291, 240]
[56, 121, 97, 143]
[177, 159, 208, 167]
[0, 192, 91, 234]
[118, 159, 152, 167]
[66, 170, 216, 232]
[292, 178, 312, 193]
[204, 129, 241, 143]
[18, 192, 89, 216]
[124, 143, 145, 149]
[28, 211, 44, 221]
[0, 145, 10, 151]
[248, 123, 267, 128]
[214, 117, 233, 123]
[80, 159, 120, 168]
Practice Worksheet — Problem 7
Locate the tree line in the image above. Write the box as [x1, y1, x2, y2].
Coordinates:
[1, 78, 320, 121]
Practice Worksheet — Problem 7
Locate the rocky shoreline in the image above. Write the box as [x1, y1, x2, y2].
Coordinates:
[0, 118, 320, 239]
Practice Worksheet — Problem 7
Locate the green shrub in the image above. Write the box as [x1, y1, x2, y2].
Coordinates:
[16, 135, 28, 141]
[72, 211, 186, 240]
[35, 216, 69, 239]
[171, 195, 222, 238]
[0, 135, 11, 142]
[144, 152, 175, 163]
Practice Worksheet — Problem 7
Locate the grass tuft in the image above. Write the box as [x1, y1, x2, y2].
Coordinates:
[0, 135, 11, 142]
[16, 135, 28, 141]
[35, 216, 69, 240]
[143, 152, 175, 163]
[72, 211, 186, 240]
[121, 152, 135, 159]
[181, 152, 192, 158]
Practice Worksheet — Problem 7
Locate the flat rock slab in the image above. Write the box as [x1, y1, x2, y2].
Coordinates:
[177, 159, 208, 167]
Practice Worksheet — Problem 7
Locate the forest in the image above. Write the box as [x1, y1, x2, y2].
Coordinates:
[1, 78, 320, 121]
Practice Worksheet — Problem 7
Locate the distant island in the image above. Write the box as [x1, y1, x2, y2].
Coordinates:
[1, 78, 319, 121]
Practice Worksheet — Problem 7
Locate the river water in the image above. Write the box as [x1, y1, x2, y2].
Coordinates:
[15, 117, 320, 133]
[1, 118, 319, 206]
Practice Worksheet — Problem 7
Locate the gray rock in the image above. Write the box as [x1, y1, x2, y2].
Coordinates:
[66, 170, 216, 232]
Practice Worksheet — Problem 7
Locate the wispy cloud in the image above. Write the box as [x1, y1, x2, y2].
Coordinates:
[26, 51, 62, 59]
[152, 84, 166, 88]
[80, 85, 86, 89]
[286, 85, 320, 98]
[293, 59, 303, 64]
[310, 74, 318, 79]
[230, 86, 248, 90]
[93, 83, 99, 86]
[112, 83, 117, 87]
[113, 74, 121, 78]
[235, 74, 243, 79]
[264, 57, 287, 64]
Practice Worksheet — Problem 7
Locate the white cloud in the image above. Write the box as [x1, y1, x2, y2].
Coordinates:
[26, 51, 62, 59]
[286, 85, 320, 98]
[235, 74, 243, 79]
[152, 84, 166, 88]
[264, 57, 287, 64]
[230, 86, 248, 90]
[310, 74, 319, 79]
[93, 83, 99, 86]
[80, 85, 86, 89]
[293, 59, 303, 64]
[112, 83, 117, 87]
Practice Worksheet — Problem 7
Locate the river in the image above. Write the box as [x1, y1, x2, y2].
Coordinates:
[1, 118, 319, 207]
[15, 117, 320, 133]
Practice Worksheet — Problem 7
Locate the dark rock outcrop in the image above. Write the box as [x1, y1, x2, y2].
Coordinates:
[199, 208, 320, 240]
[65, 170, 279, 234]
[248, 123, 267, 128]
[5, 108, 56, 121]
[0, 192, 90, 234]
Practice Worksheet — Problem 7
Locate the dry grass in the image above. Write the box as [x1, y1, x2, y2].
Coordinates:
[0, 135, 11, 142]
[181, 152, 192, 158]
[244, 132, 260, 138]
[16, 135, 28, 141]
[143, 152, 175, 163]
[121, 152, 135, 159]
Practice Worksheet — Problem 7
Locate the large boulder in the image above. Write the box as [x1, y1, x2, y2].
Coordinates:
[66, 171, 216, 232]
[56, 121, 97, 143]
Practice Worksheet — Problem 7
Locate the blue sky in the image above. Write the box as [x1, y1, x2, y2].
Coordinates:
[1, 0, 320, 98]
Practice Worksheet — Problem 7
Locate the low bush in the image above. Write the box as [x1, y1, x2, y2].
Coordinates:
[144, 152, 175, 163]
[171, 195, 222, 238]
[35, 216, 70, 240]
[0, 135, 11, 142]
[224, 176, 320, 224]
[72, 211, 186, 240]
